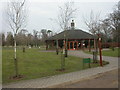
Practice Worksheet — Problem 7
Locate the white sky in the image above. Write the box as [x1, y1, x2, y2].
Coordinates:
[0, 0, 119, 34]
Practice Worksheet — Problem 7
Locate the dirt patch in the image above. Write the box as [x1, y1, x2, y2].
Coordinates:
[56, 68, 65, 72]
[9, 75, 24, 80]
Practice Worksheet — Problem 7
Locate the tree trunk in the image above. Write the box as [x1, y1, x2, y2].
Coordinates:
[61, 49, 65, 70]
[93, 38, 98, 63]
[64, 30, 68, 57]
[56, 39, 59, 55]
[23, 46, 25, 52]
[88, 39, 91, 52]
[14, 34, 18, 77]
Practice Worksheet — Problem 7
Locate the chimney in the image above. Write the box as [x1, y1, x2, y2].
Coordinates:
[71, 20, 75, 30]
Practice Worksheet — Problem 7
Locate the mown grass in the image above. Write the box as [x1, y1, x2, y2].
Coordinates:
[2, 47, 108, 84]
[84, 48, 120, 57]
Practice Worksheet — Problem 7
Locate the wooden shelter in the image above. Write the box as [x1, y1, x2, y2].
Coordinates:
[46, 20, 95, 50]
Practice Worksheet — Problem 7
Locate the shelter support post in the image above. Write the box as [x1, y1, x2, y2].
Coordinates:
[81, 40, 83, 49]
[88, 39, 91, 52]
[77, 41, 78, 50]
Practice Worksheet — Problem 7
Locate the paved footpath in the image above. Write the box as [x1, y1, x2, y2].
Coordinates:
[54, 69, 118, 88]
[68, 50, 118, 70]
[3, 51, 118, 88]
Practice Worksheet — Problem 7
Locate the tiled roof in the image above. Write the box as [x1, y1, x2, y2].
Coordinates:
[47, 29, 94, 40]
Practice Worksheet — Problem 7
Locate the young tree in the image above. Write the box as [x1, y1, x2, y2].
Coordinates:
[84, 11, 101, 35]
[2, 33, 5, 46]
[84, 11, 101, 62]
[59, 2, 76, 54]
[7, 0, 26, 77]
[57, 2, 76, 69]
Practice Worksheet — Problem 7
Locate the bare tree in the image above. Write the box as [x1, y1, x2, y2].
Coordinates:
[0, 33, 2, 46]
[27, 33, 33, 47]
[47, 30, 52, 38]
[58, 2, 76, 31]
[57, 2, 77, 69]
[6, 32, 14, 46]
[41, 29, 48, 42]
[7, 0, 26, 77]
[108, 1, 120, 42]
[33, 30, 39, 47]
[84, 11, 101, 63]
[2, 33, 5, 46]
[99, 1, 120, 50]
[100, 18, 113, 44]
[59, 1, 76, 51]
[84, 11, 101, 35]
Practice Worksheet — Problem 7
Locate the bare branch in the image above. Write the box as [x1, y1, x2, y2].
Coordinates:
[57, 2, 76, 31]
[83, 10, 102, 35]
[7, 0, 26, 34]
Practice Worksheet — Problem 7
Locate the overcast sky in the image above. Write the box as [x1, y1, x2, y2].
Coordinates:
[0, 0, 119, 34]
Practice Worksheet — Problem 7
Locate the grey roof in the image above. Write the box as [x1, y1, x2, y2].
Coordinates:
[47, 29, 94, 40]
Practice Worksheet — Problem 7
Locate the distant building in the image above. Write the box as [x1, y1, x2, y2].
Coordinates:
[46, 20, 94, 50]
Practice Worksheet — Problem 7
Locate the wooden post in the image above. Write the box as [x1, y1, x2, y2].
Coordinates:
[56, 39, 59, 55]
[77, 41, 78, 50]
[88, 39, 91, 52]
[99, 38, 103, 66]
[97, 34, 103, 66]
[64, 40, 65, 49]
[69, 41, 70, 50]
[81, 40, 82, 49]
[73, 41, 74, 50]
[46, 41, 48, 50]
[64, 40, 66, 49]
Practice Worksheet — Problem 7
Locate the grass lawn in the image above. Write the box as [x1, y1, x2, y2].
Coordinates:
[2, 47, 108, 84]
[84, 48, 120, 57]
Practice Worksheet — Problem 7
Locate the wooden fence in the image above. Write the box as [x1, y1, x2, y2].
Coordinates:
[102, 42, 120, 48]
